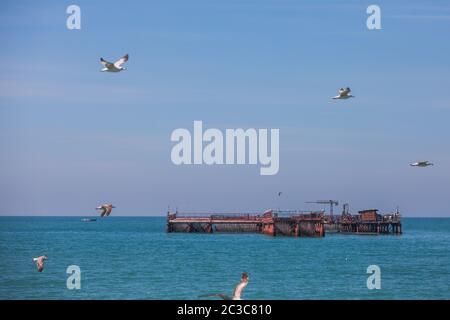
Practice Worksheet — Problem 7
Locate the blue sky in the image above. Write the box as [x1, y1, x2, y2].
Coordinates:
[1, 0, 450, 216]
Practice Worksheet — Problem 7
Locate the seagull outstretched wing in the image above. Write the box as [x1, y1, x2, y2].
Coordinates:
[114, 54, 129, 68]
[100, 207, 107, 217]
[339, 87, 350, 97]
[97, 204, 114, 217]
[100, 58, 114, 69]
[33, 256, 47, 272]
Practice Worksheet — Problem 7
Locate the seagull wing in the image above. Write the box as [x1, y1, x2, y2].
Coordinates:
[36, 257, 45, 272]
[232, 281, 247, 300]
[105, 206, 112, 216]
[100, 207, 107, 217]
[339, 88, 350, 97]
[100, 58, 114, 69]
[114, 54, 129, 68]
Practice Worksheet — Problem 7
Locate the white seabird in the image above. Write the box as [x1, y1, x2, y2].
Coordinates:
[100, 54, 129, 72]
[410, 161, 434, 167]
[96, 204, 115, 217]
[199, 272, 249, 300]
[332, 87, 354, 100]
[33, 255, 48, 272]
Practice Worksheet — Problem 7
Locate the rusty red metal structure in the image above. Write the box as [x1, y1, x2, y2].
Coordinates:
[167, 206, 402, 236]
[167, 209, 325, 237]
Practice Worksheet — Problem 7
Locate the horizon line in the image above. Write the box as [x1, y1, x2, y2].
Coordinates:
[0, 215, 449, 218]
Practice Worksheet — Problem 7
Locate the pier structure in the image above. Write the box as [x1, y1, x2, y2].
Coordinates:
[166, 209, 325, 237]
[335, 209, 402, 235]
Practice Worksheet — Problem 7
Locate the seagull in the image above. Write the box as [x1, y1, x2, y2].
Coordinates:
[278, 192, 282, 197]
[199, 272, 249, 300]
[33, 255, 48, 272]
[100, 54, 129, 72]
[410, 161, 434, 167]
[332, 87, 354, 99]
[96, 204, 115, 217]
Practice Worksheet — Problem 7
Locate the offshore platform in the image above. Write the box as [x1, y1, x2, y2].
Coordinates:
[166, 203, 402, 237]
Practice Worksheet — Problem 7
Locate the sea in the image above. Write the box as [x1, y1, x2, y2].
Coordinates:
[0, 217, 449, 300]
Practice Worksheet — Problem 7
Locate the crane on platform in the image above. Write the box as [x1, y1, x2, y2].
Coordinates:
[342, 203, 349, 215]
[306, 200, 339, 218]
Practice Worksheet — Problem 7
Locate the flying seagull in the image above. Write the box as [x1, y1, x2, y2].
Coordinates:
[33, 255, 48, 272]
[410, 161, 434, 167]
[332, 87, 354, 100]
[278, 192, 282, 197]
[96, 204, 115, 217]
[100, 54, 129, 72]
[199, 272, 249, 300]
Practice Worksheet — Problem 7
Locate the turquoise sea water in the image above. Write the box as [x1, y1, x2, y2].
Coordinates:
[0, 217, 449, 300]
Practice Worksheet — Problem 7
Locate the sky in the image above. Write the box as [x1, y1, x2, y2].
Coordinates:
[1, 0, 450, 216]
